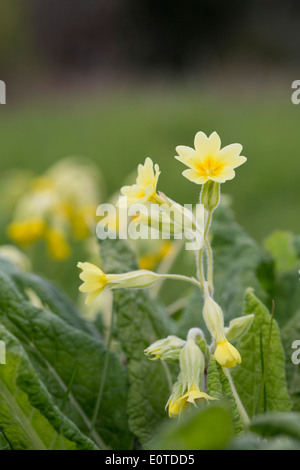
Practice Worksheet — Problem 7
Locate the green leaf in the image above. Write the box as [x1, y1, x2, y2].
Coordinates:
[264, 230, 299, 273]
[250, 412, 300, 442]
[0, 432, 11, 450]
[232, 289, 292, 418]
[0, 256, 98, 337]
[207, 357, 244, 434]
[281, 311, 300, 410]
[0, 324, 97, 450]
[99, 236, 177, 446]
[149, 403, 234, 450]
[0, 258, 132, 450]
[271, 269, 300, 327]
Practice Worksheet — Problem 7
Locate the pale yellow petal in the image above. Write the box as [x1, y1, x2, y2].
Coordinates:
[194, 131, 220, 157]
[175, 145, 197, 164]
[219, 143, 246, 168]
[182, 169, 208, 184]
[227, 342, 242, 364]
[210, 167, 235, 183]
[85, 289, 103, 304]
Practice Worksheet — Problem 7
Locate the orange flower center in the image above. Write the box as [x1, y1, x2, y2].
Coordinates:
[196, 157, 224, 177]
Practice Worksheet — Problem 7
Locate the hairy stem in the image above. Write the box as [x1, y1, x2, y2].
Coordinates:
[223, 367, 250, 429]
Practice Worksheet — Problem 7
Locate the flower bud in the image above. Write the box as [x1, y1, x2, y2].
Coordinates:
[187, 328, 209, 363]
[200, 180, 220, 212]
[202, 282, 225, 342]
[144, 335, 185, 362]
[179, 338, 205, 390]
[225, 314, 254, 343]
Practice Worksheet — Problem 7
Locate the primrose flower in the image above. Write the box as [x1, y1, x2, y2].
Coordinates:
[167, 338, 216, 418]
[78, 261, 163, 304]
[120, 157, 161, 206]
[175, 131, 246, 184]
[202, 282, 241, 369]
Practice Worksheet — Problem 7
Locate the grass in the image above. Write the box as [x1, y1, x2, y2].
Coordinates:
[0, 85, 299, 244]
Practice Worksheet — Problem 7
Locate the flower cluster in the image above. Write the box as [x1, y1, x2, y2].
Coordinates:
[78, 131, 251, 419]
[8, 158, 101, 260]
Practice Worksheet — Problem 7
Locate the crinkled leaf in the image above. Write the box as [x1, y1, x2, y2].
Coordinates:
[207, 357, 244, 434]
[99, 236, 177, 446]
[0, 324, 97, 450]
[0, 258, 132, 450]
[232, 289, 292, 418]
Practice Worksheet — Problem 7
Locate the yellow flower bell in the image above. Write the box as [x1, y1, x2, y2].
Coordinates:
[214, 338, 241, 369]
[202, 282, 242, 369]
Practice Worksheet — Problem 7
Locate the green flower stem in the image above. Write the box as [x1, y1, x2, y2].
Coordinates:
[197, 209, 213, 289]
[223, 367, 250, 429]
[206, 239, 214, 296]
[160, 273, 202, 289]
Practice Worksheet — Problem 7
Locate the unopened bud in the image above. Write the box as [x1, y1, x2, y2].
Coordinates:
[225, 314, 254, 343]
[144, 335, 185, 362]
[200, 181, 220, 212]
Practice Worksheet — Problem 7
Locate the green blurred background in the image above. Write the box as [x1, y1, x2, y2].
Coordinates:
[0, 0, 299, 299]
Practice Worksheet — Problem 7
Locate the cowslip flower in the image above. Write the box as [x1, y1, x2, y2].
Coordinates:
[175, 131, 246, 184]
[167, 338, 216, 418]
[120, 157, 161, 206]
[202, 282, 241, 369]
[78, 261, 164, 304]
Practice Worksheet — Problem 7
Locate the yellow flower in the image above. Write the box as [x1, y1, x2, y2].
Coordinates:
[214, 338, 242, 369]
[78, 261, 162, 304]
[8, 219, 46, 246]
[78, 262, 108, 304]
[168, 384, 216, 418]
[46, 228, 71, 260]
[175, 131, 247, 184]
[120, 157, 160, 205]
[202, 282, 242, 369]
